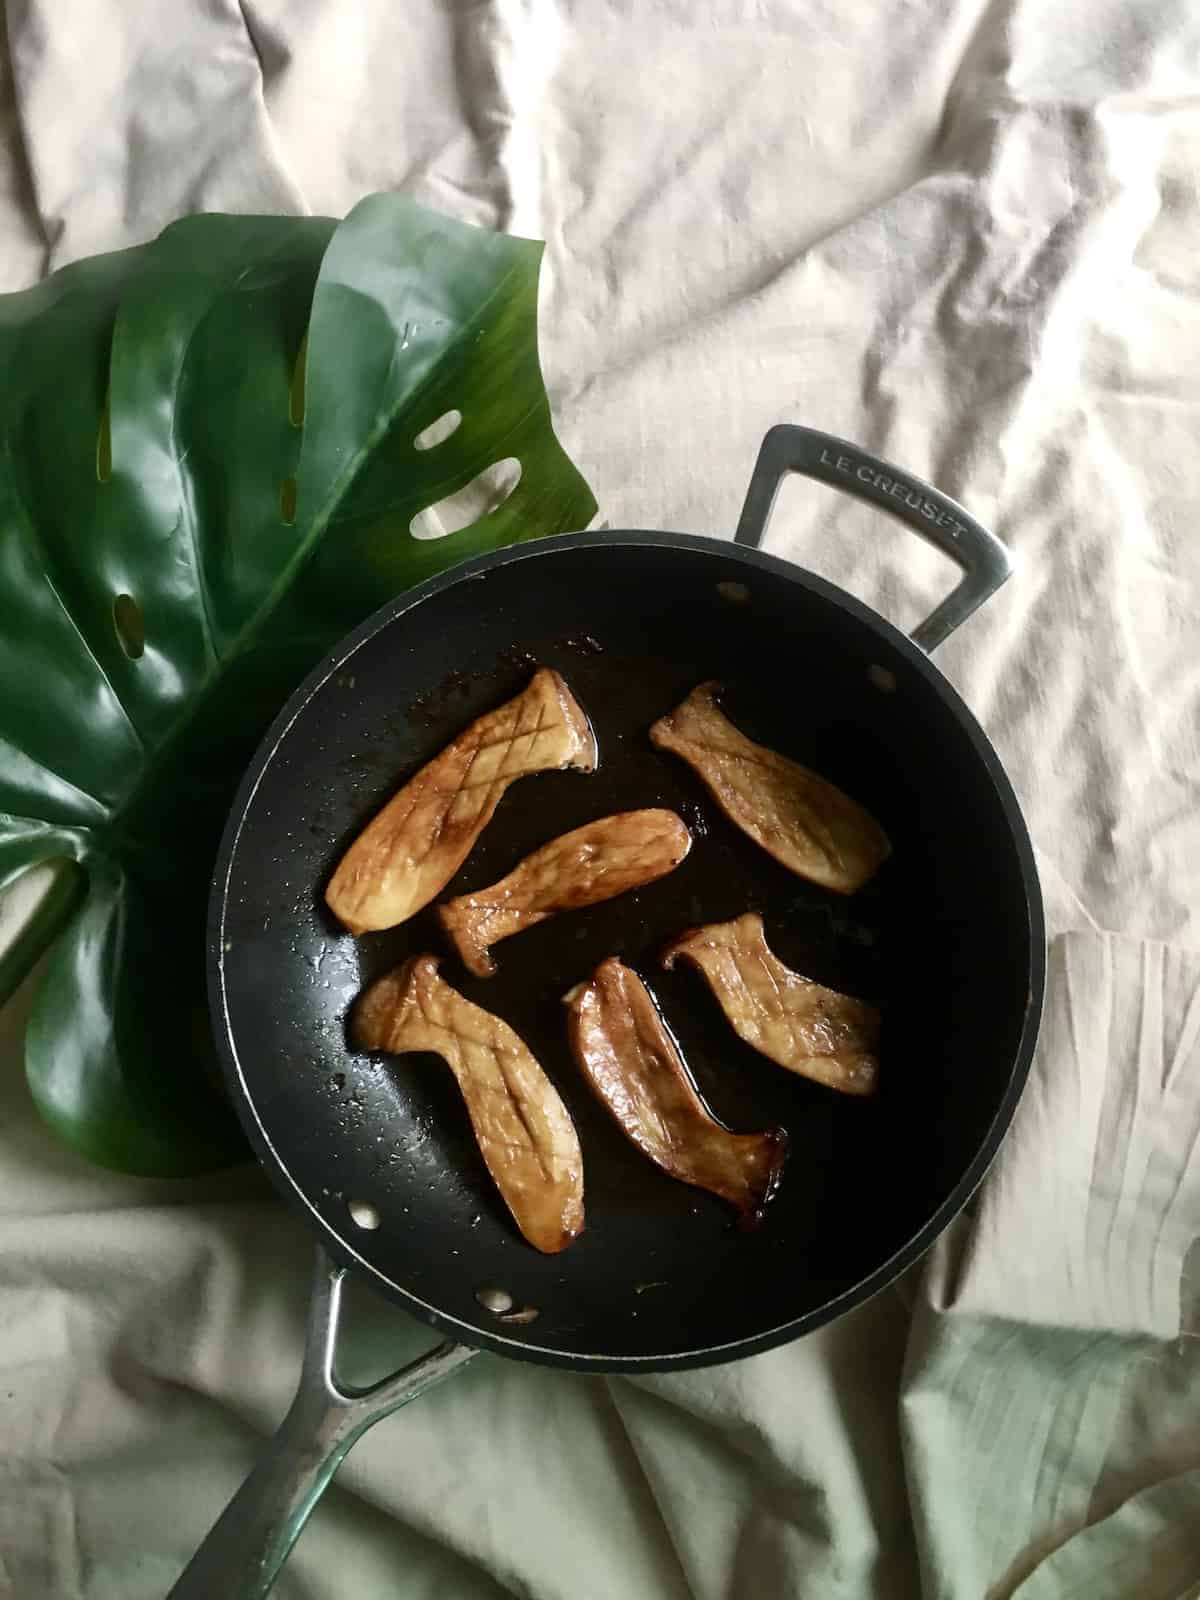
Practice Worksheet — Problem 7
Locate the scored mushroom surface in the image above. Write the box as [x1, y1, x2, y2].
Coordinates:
[662, 912, 880, 1096]
[650, 681, 889, 893]
[327, 667, 597, 934]
[353, 954, 585, 1253]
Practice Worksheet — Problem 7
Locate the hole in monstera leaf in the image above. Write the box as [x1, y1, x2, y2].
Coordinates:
[280, 477, 298, 525]
[413, 409, 463, 451]
[289, 330, 308, 428]
[112, 593, 144, 659]
[409, 458, 522, 541]
[96, 403, 112, 482]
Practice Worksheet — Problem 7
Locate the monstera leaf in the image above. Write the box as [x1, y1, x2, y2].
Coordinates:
[0, 195, 596, 1176]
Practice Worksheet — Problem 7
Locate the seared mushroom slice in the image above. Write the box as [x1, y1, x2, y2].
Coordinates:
[564, 958, 787, 1225]
[649, 681, 889, 893]
[327, 667, 597, 934]
[353, 955, 584, 1253]
[662, 912, 880, 1096]
[440, 809, 692, 977]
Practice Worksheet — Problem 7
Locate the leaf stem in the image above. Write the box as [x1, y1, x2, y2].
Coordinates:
[0, 863, 86, 1007]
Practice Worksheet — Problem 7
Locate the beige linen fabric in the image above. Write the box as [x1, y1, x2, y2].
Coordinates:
[1, 3, 1198, 1595]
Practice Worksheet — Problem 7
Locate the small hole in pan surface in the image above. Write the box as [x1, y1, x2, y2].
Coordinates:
[348, 1199, 381, 1230]
[475, 1285, 514, 1314]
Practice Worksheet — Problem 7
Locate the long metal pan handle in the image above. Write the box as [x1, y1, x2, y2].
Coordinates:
[167, 1249, 480, 1600]
[733, 424, 1012, 652]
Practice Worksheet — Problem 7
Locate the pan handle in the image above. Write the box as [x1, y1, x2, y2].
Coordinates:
[166, 1249, 480, 1600]
[733, 424, 1012, 652]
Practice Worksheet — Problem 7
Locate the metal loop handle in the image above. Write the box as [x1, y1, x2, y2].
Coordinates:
[734, 424, 1012, 652]
[167, 1249, 479, 1600]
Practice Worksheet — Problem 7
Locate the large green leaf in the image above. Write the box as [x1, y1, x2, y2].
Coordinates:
[0, 195, 596, 1175]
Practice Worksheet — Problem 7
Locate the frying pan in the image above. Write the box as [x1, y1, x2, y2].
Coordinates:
[170, 425, 1044, 1597]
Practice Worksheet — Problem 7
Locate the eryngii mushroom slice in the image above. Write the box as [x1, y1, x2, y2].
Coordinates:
[649, 681, 890, 893]
[564, 958, 788, 1225]
[662, 912, 880, 1096]
[353, 955, 584, 1253]
[326, 667, 597, 934]
[439, 809, 692, 977]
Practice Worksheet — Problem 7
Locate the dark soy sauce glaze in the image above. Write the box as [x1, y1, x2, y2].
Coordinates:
[336, 637, 891, 1290]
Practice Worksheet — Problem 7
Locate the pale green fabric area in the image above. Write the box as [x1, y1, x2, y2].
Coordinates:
[901, 934, 1200, 1600]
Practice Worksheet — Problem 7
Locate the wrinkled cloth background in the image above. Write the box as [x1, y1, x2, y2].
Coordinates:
[2, 2, 1200, 1596]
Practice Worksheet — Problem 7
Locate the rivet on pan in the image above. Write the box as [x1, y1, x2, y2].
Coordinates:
[715, 581, 750, 604]
[868, 664, 897, 693]
[347, 1199, 381, 1231]
[475, 1285, 515, 1315]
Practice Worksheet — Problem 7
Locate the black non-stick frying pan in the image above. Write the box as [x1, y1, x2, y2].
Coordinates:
[170, 426, 1045, 1598]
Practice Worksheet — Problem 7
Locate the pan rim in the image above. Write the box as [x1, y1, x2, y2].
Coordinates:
[209, 528, 1046, 1372]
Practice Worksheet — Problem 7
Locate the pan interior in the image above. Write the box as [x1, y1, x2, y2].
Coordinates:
[214, 536, 1039, 1367]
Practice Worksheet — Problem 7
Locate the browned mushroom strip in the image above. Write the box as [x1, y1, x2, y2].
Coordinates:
[662, 912, 880, 1096]
[439, 810, 692, 977]
[326, 668, 597, 934]
[649, 681, 889, 893]
[564, 958, 787, 1225]
[353, 955, 584, 1253]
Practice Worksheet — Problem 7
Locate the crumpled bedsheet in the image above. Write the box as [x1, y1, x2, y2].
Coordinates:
[1, 2, 1198, 1596]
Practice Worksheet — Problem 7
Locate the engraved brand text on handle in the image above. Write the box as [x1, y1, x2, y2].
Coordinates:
[817, 447, 966, 541]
